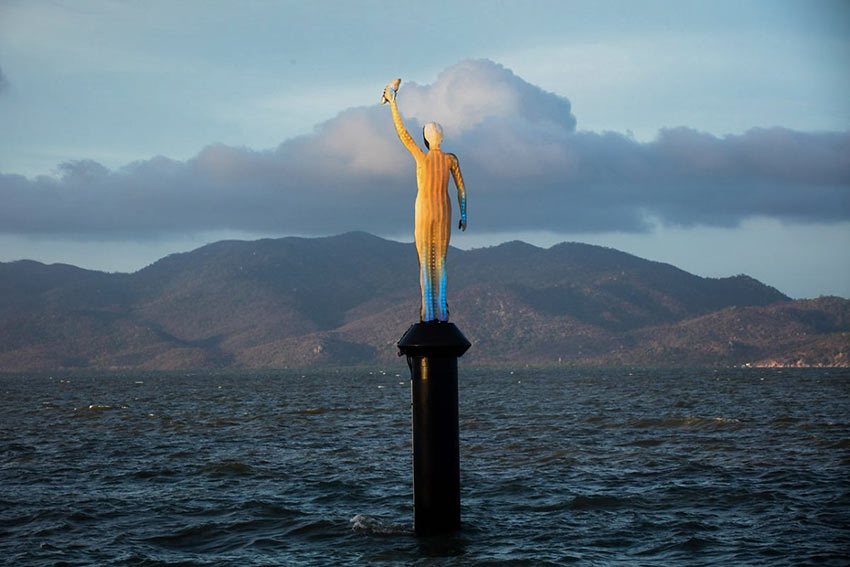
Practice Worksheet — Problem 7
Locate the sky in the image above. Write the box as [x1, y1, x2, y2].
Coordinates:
[1, 0, 848, 299]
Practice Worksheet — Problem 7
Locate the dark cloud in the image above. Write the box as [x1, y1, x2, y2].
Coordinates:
[1, 59, 847, 237]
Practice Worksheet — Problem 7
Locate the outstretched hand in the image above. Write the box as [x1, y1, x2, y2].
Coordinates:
[381, 78, 401, 105]
[381, 85, 395, 104]
[458, 218, 467, 231]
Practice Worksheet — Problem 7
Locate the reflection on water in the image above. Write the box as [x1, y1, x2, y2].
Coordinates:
[1, 367, 848, 566]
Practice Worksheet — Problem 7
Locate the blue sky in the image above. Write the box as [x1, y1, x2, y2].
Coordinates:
[0, 0, 848, 298]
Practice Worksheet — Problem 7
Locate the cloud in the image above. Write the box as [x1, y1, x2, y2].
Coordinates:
[0, 59, 847, 237]
[396, 60, 577, 136]
[0, 66, 9, 93]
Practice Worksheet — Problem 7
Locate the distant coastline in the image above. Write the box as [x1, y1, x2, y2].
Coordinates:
[1, 232, 847, 371]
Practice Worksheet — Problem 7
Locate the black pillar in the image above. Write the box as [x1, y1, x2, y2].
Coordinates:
[398, 322, 471, 536]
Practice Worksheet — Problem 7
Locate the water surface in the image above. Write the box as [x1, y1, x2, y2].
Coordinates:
[2, 368, 848, 565]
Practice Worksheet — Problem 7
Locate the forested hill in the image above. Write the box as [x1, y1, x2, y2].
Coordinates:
[1, 232, 847, 370]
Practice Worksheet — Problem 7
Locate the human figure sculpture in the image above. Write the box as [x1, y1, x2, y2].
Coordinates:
[383, 79, 467, 322]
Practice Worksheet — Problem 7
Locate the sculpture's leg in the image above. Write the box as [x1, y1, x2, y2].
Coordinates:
[427, 249, 446, 322]
[417, 235, 434, 321]
[429, 245, 439, 320]
[435, 212, 451, 322]
[438, 264, 448, 321]
[419, 255, 432, 321]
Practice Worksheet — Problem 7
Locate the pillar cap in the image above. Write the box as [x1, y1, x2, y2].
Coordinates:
[398, 322, 471, 358]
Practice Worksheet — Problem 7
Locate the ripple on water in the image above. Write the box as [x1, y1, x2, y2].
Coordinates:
[0, 368, 848, 566]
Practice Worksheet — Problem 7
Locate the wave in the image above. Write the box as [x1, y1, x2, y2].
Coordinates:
[75, 404, 120, 411]
[298, 406, 354, 415]
[631, 415, 743, 429]
[350, 514, 410, 536]
[197, 461, 254, 477]
[568, 494, 643, 511]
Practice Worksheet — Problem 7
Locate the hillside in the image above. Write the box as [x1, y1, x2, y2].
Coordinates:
[0, 232, 846, 370]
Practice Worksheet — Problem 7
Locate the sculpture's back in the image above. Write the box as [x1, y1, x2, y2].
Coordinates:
[383, 80, 467, 322]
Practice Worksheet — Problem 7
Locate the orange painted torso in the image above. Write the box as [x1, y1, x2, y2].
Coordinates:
[414, 149, 453, 238]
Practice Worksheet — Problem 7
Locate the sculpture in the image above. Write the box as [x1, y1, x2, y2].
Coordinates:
[383, 79, 467, 322]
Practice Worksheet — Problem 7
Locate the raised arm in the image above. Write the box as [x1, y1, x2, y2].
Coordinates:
[449, 153, 467, 231]
[384, 83, 424, 161]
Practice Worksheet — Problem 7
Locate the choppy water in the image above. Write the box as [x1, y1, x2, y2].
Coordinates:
[2, 367, 849, 566]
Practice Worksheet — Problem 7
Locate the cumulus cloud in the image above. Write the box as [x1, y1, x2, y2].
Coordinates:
[397, 60, 577, 137]
[0, 59, 847, 237]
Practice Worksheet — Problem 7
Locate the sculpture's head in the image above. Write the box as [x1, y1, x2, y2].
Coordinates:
[423, 122, 443, 150]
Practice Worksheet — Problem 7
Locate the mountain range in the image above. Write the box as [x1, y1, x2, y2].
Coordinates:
[1, 232, 847, 370]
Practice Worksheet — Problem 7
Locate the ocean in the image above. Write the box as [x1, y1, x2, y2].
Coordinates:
[2, 367, 848, 566]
